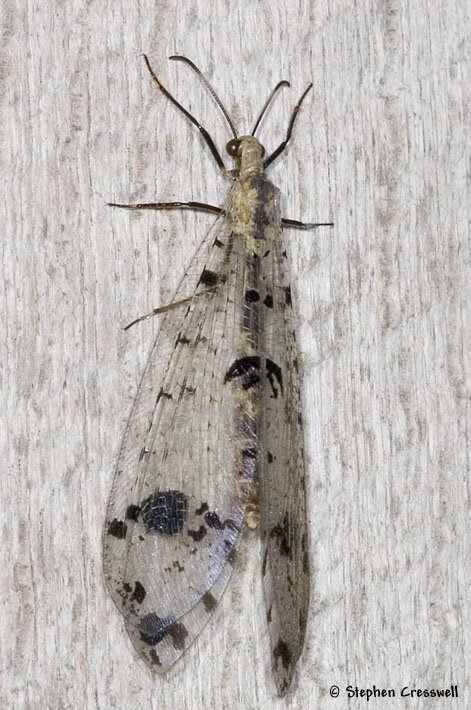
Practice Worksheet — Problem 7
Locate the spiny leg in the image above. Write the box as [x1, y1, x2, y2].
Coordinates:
[124, 296, 194, 331]
[108, 201, 333, 228]
[108, 200, 223, 217]
[108, 199, 224, 328]
[108, 197, 224, 329]
[281, 217, 334, 230]
[124, 287, 218, 330]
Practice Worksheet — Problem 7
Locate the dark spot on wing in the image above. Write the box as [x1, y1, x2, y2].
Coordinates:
[292, 357, 299, 372]
[263, 294, 274, 308]
[125, 504, 140, 521]
[131, 581, 146, 604]
[198, 268, 218, 287]
[267, 451, 273, 463]
[176, 334, 191, 345]
[195, 501, 209, 516]
[262, 548, 268, 576]
[225, 356, 261, 390]
[245, 289, 260, 303]
[225, 355, 261, 380]
[156, 388, 173, 403]
[267, 605, 272, 623]
[266, 358, 283, 398]
[284, 285, 292, 306]
[187, 525, 207, 542]
[202, 592, 217, 613]
[139, 613, 188, 651]
[169, 622, 188, 650]
[204, 511, 238, 531]
[214, 238, 224, 248]
[107, 519, 127, 539]
[164, 559, 184, 574]
[149, 649, 161, 666]
[270, 514, 293, 557]
[204, 511, 224, 530]
[139, 613, 173, 646]
[123, 582, 132, 594]
[242, 447, 257, 459]
[140, 490, 188, 535]
[243, 373, 260, 390]
[273, 638, 292, 670]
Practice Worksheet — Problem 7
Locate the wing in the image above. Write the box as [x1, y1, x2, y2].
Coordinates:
[260, 220, 310, 696]
[104, 208, 248, 669]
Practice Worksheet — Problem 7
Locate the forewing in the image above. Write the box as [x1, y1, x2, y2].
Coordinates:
[104, 211, 247, 669]
[260, 222, 310, 696]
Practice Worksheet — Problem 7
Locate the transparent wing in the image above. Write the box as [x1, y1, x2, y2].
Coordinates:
[104, 209, 247, 669]
[260, 222, 310, 696]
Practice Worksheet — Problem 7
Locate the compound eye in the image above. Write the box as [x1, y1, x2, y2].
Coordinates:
[226, 138, 241, 157]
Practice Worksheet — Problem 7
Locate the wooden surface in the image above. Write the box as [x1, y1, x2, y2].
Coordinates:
[1, 0, 469, 708]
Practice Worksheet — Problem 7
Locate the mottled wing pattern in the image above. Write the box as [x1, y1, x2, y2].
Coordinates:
[104, 208, 247, 669]
[260, 213, 310, 696]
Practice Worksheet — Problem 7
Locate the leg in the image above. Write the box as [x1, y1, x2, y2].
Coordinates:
[124, 287, 218, 330]
[108, 200, 223, 216]
[124, 296, 194, 330]
[110, 198, 224, 328]
[281, 217, 334, 229]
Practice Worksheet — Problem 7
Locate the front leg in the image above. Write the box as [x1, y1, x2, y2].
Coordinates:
[281, 217, 334, 229]
[108, 200, 223, 216]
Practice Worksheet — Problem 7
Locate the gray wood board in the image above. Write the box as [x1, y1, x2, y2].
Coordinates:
[1, 0, 469, 708]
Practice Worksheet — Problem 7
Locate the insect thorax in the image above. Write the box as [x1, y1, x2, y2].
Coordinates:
[230, 171, 279, 257]
[236, 136, 265, 180]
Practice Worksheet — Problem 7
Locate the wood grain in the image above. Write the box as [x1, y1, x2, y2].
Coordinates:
[1, 0, 469, 707]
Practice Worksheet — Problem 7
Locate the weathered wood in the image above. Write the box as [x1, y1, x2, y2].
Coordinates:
[2, 0, 469, 707]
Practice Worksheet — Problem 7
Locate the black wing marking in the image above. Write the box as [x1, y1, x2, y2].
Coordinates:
[104, 204, 250, 669]
[259, 203, 310, 696]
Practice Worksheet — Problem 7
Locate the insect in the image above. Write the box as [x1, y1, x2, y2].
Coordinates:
[103, 54, 333, 696]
